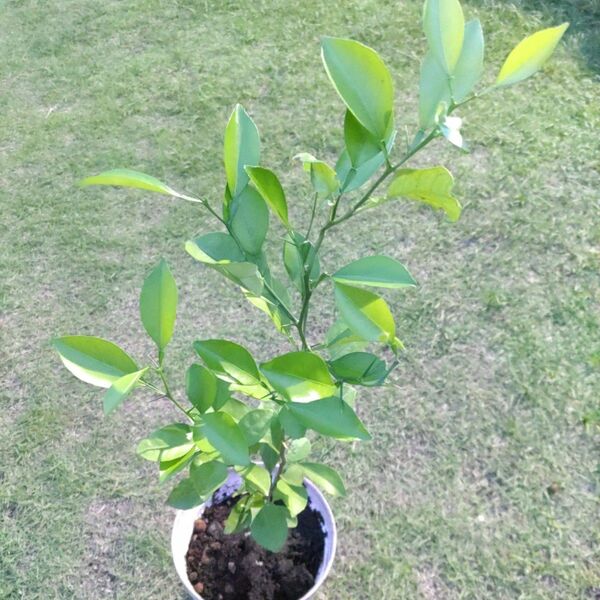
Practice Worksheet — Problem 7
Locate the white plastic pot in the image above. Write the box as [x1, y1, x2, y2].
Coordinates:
[171, 470, 337, 600]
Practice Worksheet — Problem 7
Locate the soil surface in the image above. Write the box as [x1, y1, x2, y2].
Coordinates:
[186, 494, 325, 600]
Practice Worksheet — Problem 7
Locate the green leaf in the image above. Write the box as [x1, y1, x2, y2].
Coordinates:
[260, 443, 279, 473]
[283, 231, 321, 293]
[186, 364, 217, 413]
[329, 352, 387, 386]
[287, 437, 312, 463]
[159, 447, 196, 483]
[321, 37, 394, 140]
[245, 166, 289, 226]
[167, 478, 201, 510]
[239, 464, 271, 496]
[288, 397, 371, 441]
[279, 406, 307, 439]
[344, 110, 382, 167]
[333, 256, 416, 289]
[293, 153, 339, 198]
[140, 259, 178, 350]
[387, 166, 461, 222]
[335, 131, 396, 193]
[79, 168, 176, 195]
[194, 339, 261, 386]
[218, 397, 251, 422]
[324, 320, 369, 360]
[224, 497, 252, 534]
[260, 351, 337, 402]
[334, 283, 396, 344]
[452, 19, 485, 102]
[185, 232, 245, 264]
[301, 462, 346, 496]
[281, 464, 305, 486]
[238, 409, 274, 445]
[251, 503, 289, 552]
[423, 0, 465, 74]
[224, 104, 260, 197]
[200, 412, 250, 466]
[190, 459, 229, 497]
[419, 52, 451, 129]
[230, 186, 269, 256]
[102, 367, 148, 415]
[52, 336, 138, 389]
[136, 423, 194, 462]
[274, 479, 308, 517]
[496, 23, 569, 88]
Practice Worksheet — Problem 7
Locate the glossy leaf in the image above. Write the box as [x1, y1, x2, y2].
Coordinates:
[283, 231, 320, 293]
[190, 459, 229, 497]
[238, 409, 274, 445]
[329, 352, 387, 386]
[136, 423, 193, 462]
[452, 19, 485, 102]
[344, 110, 382, 167]
[387, 166, 461, 221]
[186, 364, 217, 413]
[239, 464, 271, 496]
[224, 104, 260, 197]
[294, 153, 339, 198]
[333, 256, 416, 289]
[321, 37, 394, 140]
[279, 406, 308, 439]
[140, 259, 177, 350]
[79, 169, 176, 195]
[167, 478, 201, 510]
[260, 351, 337, 402]
[251, 503, 289, 552]
[102, 367, 148, 415]
[274, 479, 308, 517]
[324, 320, 369, 360]
[200, 412, 250, 466]
[245, 166, 289, 226]
[496, 23, 569, 88]
[194, 339, 261, 386]
[288, 397, 371, 441]
[287, 437, 312, 463]
[334, 283, 396, 344]
[230, 186, 269, 256]
[159, 447, 196, 483]
[185, 232, 245, 264]
[423, 0, 465, 74]
[52, 336, 138, 389]
[335, 130, 396, 193]
[301, 462, 346, 496]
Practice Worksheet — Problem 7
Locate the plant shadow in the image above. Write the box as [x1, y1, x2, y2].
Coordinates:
[478, 0, 600, 73]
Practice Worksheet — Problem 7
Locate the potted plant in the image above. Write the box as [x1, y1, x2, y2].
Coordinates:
[52, 1, 567, 598]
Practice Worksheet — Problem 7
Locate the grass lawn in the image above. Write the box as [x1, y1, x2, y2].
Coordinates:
[1, 0, 599, 598]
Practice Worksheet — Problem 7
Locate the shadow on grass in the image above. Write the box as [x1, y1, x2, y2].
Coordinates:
[501, 0, 599, 72]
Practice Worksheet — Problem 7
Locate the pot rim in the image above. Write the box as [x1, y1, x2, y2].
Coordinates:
[171, 476, 337, 600]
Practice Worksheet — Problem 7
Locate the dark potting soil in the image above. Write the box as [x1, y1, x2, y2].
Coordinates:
[185, 494, 325, 600]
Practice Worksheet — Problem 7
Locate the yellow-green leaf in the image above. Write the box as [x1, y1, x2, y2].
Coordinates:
[79, 169, 176, 195]
[334, 283, 396, 344]
[387, 166, 461, 222]
[245, 166, 289, 226]
[496, 23, 569, 88]
[102, 367, 148, 415]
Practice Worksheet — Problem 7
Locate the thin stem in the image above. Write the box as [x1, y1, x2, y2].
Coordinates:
[155, 368, 192, 419]
[268, 442, 287, 501]
[305, 193, 318, 239]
